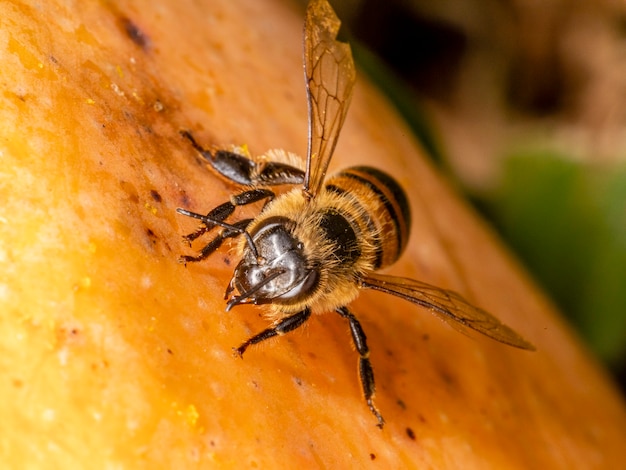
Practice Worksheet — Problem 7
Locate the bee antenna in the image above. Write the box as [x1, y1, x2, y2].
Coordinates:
[226, 268, 286, 311]
[176, 208, 260, 260]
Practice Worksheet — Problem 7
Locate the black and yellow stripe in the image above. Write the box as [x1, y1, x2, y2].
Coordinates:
[325, 166, 411, 270]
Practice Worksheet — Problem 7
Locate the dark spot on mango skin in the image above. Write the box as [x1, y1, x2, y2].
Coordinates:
[150, 189, 162, 203]
[122, 18, 150, 50]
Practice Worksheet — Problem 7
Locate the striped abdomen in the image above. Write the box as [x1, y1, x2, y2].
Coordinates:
[324, 166, 411, 270]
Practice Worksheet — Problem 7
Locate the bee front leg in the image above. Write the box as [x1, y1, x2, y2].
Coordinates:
[336, 306, 385, 429]
[233, 308, 312, 357]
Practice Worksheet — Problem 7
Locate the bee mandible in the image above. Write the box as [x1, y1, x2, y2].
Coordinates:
[177, 0, 534, 428]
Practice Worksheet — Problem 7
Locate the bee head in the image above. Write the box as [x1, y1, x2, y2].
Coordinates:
[226, 217, 318, 310]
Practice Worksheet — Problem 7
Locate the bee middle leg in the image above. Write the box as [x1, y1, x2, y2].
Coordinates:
[177, 218, 253, 264]
[336, 306, 385, 428]
[179, 200, 237, 244]
[233, 308, 312, 357]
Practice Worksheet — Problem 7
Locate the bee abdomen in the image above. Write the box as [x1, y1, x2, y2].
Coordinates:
[325, 166, 411, 270]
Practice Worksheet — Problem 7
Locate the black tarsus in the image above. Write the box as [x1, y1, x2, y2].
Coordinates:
[336, 306, 385, 428]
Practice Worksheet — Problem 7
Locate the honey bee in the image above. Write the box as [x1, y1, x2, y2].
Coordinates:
[177, 0, 534, 428]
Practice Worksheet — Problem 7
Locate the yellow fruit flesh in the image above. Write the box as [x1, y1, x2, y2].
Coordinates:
[1, 0, 625, 468]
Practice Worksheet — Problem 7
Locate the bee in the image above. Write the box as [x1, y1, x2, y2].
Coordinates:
[177, 0, 534, 428]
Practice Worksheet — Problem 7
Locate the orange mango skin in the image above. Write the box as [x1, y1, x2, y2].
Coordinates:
[1, 0, 625, 468]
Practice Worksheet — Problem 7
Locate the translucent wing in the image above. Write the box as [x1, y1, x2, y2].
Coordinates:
[303, 0, 356, 198]
[361, 273, 535, 350]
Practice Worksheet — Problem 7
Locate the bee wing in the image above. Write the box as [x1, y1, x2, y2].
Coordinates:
[361, 273, 535, 350]
[303, 0, 356, 198]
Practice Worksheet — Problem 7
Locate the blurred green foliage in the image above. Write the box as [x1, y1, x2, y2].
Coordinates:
[486, 152, 626, 366]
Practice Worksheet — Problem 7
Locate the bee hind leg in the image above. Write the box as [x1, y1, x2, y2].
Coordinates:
[181, 130, 304, 186]
[336, 306, 385, 429]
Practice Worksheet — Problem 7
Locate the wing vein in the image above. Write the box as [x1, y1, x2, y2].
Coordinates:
[361, 273, 535, 350]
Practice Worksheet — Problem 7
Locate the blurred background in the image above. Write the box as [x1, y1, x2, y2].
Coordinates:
[297, 0, 626, 394]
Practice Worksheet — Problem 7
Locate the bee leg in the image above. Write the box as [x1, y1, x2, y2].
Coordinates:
[181, 130, 304, 186]
[179, 188, 275, 243]
[233, 308, 311, 357]
[180, 201, 237, 244]
[179, 218, 253, 264]
[178, 187, 275, 262]
[336, 306, 385, 429]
